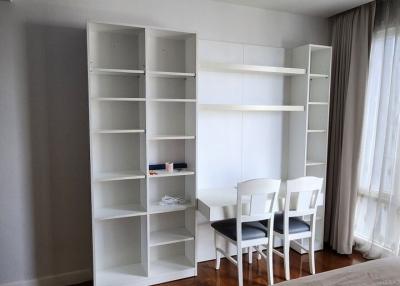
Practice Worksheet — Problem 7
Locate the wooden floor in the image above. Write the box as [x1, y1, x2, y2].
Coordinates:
[74, 248, 366, 286]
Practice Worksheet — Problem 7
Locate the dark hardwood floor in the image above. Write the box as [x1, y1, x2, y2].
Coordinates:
[73, 248, 366, 286]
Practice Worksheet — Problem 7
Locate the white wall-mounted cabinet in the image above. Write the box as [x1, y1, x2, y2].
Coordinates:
[88, 22, 197, 286]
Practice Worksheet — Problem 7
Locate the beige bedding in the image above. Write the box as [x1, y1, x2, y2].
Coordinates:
[276, 257, 400, 285]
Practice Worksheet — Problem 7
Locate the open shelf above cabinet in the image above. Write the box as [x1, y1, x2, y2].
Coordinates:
[200, 62, 306, 76]
[90, 68, 145, 75]
[200, 104, 304, 112]
[94, 203, 146, 220]
[150, 227, 194, 247]
[94, 170, 145, 182]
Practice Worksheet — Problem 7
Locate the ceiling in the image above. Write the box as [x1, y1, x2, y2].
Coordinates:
[213, 0, 373, 17]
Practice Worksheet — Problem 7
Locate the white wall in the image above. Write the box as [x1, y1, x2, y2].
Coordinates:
[0, 0, 330, 284]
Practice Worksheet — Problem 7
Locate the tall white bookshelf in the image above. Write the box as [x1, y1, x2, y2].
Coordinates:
[88, 22, 197, 286]
[288, 44, 332, 253]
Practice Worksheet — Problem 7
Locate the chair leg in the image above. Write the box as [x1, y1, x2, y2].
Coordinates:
[284, 239, 290, 280]
[237, 246, 243, 286]
[257, 245, 262, 260]
[309, 237, 315, 275]
[248, 247, 253, 264]
[214, 232, 221, 270]
[267, 241, 274, 285]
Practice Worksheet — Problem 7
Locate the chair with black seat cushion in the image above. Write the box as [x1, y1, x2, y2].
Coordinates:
[272, 176, 323, 281]
[211, 178, 281, 286]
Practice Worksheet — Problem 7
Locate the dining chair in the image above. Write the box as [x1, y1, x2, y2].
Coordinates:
[272, 176, 323, 281]
[211, 178, 281, 286]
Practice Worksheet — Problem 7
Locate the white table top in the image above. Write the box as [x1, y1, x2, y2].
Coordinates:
[197, 184, 323, 222]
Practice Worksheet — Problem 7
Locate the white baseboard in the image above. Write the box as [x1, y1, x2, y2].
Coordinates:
[1, 269, 92, 286]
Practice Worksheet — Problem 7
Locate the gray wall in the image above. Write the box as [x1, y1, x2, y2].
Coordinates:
[0, 0, 330, 284]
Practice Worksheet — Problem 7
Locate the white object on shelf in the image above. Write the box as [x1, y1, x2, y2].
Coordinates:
[159, 195, 186, 206]
[200, 62, 306, 76]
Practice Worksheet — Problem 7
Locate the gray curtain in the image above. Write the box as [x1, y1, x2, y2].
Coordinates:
[324, 2, 376, 254]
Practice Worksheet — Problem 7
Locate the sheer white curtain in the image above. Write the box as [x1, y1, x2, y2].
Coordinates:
[354, 0, 400, 258]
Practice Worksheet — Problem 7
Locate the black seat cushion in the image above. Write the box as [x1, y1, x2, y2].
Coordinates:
[271, 213, 310, 234]
[211, 218, 268, 241]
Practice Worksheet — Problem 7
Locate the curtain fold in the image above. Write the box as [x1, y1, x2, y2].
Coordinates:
[354, 0, 400, 258]
[324, 2, 376, 254]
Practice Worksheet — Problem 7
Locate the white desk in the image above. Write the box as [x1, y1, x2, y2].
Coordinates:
[197, 184, 323, 222]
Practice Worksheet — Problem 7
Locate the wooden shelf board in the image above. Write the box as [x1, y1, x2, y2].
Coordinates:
[91, 97, 145, 102]
[148, 135, 195, 140]
[96, 263, 147, 286]
[94, 204, 146, 220]
[148, 98, 196, 103]
[91, 68, 145, 75]
[306, 161, 327, 167]
[149, 71, 195, 78]
[149, 203, 194, 214]
[93, 129, 145, 134]
[94, 170, 145, 182]
[310, 73, 329, 79]
[200, 104, 304, 112]
[150, 256, 194, 276]
[150, 227, 194, 247]
[200, 62, 306, 76]
[148, 170, 195, 178]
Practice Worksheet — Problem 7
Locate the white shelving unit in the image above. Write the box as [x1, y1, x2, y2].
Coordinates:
[197, 42, 331, 260]
[288, 44, 332, 253]
[88, 22, 197, 286]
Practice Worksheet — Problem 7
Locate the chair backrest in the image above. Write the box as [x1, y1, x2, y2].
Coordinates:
[236, 178, 281, 224]
[284, 176, 324, 218]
